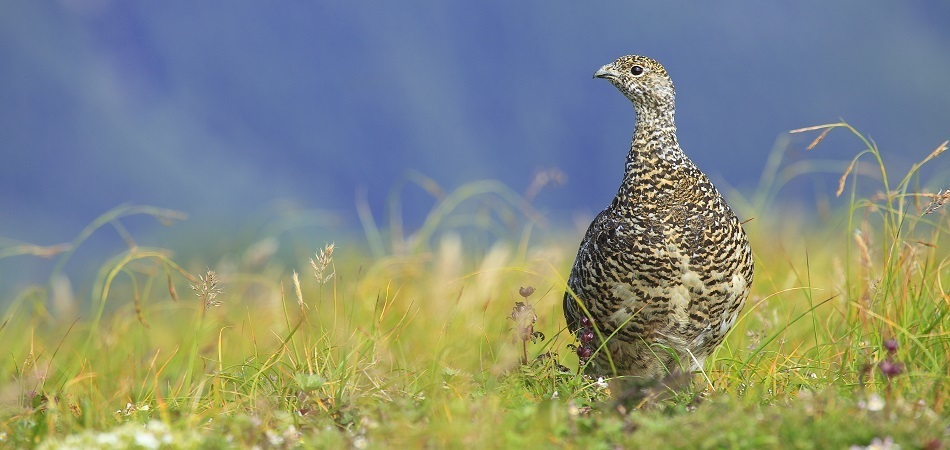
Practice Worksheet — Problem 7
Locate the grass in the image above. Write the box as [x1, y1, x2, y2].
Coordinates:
[1, 122, 948, 449]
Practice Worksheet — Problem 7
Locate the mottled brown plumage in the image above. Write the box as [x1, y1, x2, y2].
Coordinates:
[564, 55, 754, 381]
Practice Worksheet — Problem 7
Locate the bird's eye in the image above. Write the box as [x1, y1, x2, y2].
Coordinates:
[630, 65, 644, 76]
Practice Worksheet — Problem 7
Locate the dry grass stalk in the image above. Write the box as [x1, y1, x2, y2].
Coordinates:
[788, 122, 845, 134]
[166, 270, 179, 302]
[853, 229, 872, 273]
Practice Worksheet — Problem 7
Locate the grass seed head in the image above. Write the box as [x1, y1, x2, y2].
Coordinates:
[310, 242, 336, 284]
[923, 189, 949, 215]
[191, 270, 223, 309]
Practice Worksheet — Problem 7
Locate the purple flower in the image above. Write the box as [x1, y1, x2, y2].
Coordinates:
[580, 330, 595, 344]
[883, 338, 898, 354]
[878, 359, 904, 378]
[577, 346, 593, 360]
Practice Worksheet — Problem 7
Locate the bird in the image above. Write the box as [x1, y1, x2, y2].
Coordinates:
[563, 55, 754, 384]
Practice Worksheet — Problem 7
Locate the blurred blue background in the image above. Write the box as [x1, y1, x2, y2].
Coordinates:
[1, 1, 949, 294]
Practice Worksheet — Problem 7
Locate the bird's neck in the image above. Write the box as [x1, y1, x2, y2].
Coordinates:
[615, 107, 687, 206]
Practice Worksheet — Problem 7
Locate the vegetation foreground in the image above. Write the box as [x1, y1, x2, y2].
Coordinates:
[1, 124, 948, 448]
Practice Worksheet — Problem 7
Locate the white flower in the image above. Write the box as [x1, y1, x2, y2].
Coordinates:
[133, 431, 160, 450]
[849, 436, 901, 450]
[95, 433, 119, 445]
[266, 429, 284, 446]
[866, 393, 885, 412]
[567, 402, 580, 417]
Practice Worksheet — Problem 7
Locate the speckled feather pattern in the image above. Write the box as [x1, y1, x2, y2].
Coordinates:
[564, 55, 754, 380]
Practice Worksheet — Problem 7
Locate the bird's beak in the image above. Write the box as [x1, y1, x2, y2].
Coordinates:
[593, 64, 615, 80]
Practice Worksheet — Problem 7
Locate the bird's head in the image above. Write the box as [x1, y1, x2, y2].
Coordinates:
[594, 55, 675, 112]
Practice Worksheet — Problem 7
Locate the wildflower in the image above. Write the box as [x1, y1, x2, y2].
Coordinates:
[567, 401, 580, 417]
[133, 431, 160, 450]
[509, 299, 543, 364]
[574, 315, 596, 366]
[95, 433, 119, 445]
[576, 346, 593, 361]
[883, 338, 898, 354]
[849, 436, 900, 450]
[283, 425, 301, 445]
[878, 360, 904, 378]
[265, 429, 284, 446]
[878, 338, 904, 378]
[509, 301, 538, 341]
[858, 393, 885, 412]
[580, 330, 595, 344]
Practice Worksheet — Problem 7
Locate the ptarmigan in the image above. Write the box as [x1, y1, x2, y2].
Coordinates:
[563, 55, 754, 382]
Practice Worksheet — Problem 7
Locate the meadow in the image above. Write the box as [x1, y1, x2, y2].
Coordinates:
[1, 123, 947, 448]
